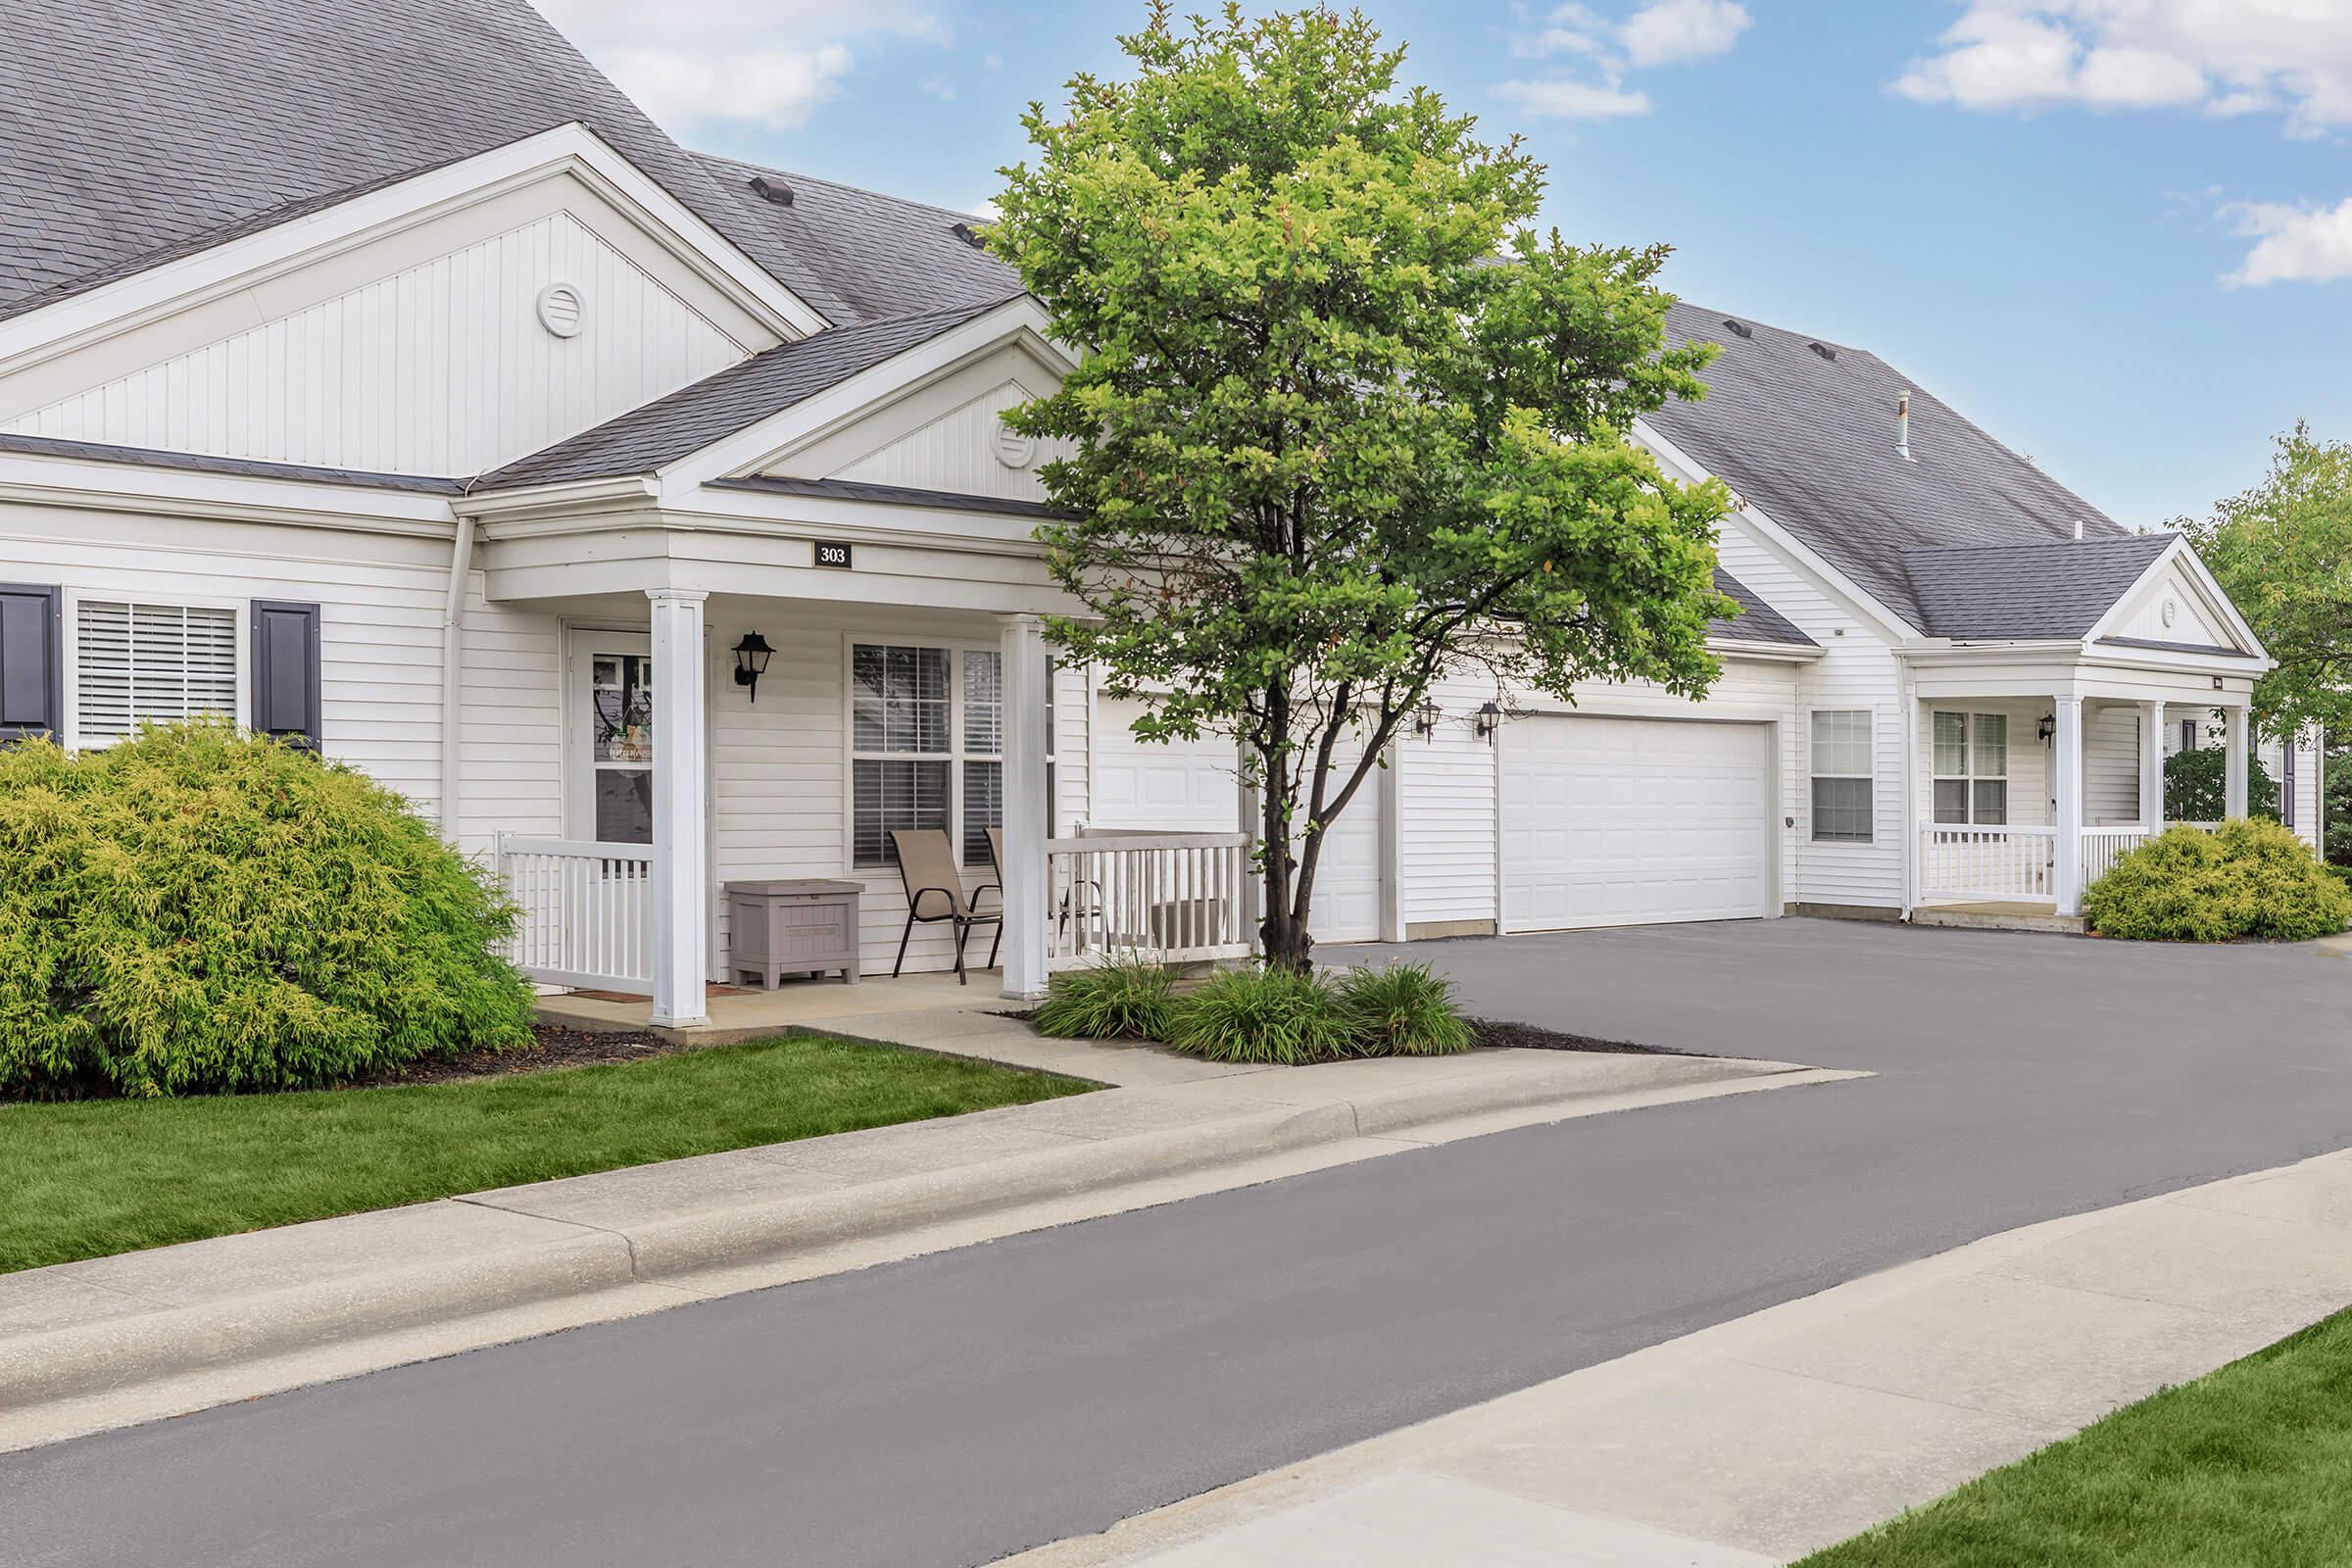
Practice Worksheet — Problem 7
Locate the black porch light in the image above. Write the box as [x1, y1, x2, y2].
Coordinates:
[1475, 701, 1502, 744]
[1413, 699, 1441, 739]
[2036, 711, 2056, 745]
[732, 631, 775, 702]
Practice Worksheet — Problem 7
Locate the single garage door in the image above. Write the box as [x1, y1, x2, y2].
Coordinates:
[1090, 698, 1382, 944]
[1501, 715, 1770, 932]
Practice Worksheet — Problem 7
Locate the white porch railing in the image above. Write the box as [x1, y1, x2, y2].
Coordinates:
[495, 833, 655, 994]
[1046, 830, 1254, 971]
[1919, 824, 2057, 902]
[2081, 826, 2151, 888]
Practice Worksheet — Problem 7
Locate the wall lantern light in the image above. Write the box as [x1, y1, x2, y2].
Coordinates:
[1475, 701, 1502, 744]
[732, 631, 775, 703]
[2036, 712, 2055, 745]
[1412, 699, 1441, 740]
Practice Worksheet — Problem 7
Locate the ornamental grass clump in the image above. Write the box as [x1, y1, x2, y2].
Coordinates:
[1334, 960, 1475, 1056]
[2082, 818, 2352, 944]
[1163, 963, 1356, 1065]
[0, 720, 534, 1099]
[1033, 956, 1179, 1040]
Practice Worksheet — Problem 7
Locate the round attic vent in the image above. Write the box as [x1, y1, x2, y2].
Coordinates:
[994, 423, 1038, 470]
[536, 282, 586, 339]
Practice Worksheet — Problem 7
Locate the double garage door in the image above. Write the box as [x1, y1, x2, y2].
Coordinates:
[1090, 697, 1383, 944]
[1500, 715, 1772, 932]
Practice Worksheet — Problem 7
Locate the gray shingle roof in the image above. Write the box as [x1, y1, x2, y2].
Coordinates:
[690, 155, 1021, 325]
[474, 296, 1016, 490]
[1710, 568, 1815, 648]
[1901, 534, 2172, 640]
[1646, 302, 2132, 633]
[0, 0, 835, 324]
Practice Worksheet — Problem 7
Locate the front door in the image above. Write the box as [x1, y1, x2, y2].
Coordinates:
[569, 632, 656, 845]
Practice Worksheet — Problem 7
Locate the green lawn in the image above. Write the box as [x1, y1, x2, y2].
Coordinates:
[0, 1036, 1092, 1275]
[1798, 1306, 2352, 1567]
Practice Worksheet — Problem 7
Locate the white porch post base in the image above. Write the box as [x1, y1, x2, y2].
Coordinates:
[998, 612, 1050, 1001]
[649, 588, 710, 1028]
[2053, 695, 2084, 917]
[2141, 700, 2166, 832]
[2225, 705, 2250, 820]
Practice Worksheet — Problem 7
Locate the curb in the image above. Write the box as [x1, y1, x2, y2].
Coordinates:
[0, 1056, 1821, 1427]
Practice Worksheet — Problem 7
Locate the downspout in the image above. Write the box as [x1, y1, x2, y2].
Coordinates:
[439, 513, 477, 845]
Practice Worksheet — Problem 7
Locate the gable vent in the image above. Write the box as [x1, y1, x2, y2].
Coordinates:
[1807, 341, 1837, 362]
[1722, 318, 1753, 339]
[951, 221, 987, 250]
[749, 174, 794, 207]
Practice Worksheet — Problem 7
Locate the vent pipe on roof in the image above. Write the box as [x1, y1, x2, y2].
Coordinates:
[749, 175, 794, 207]
[1895, 389, 1913, 462]
[2074, 519, 2085, 542]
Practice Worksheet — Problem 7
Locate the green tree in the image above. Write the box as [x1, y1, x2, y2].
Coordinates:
[989, 4, 1734, 966]
[2327, 742, 2351, 865]
[2162, 743, 2278, 825]
[2181, 423, 2352, 743]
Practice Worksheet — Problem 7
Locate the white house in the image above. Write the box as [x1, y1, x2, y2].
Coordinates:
[0, 0, 2323, 1025]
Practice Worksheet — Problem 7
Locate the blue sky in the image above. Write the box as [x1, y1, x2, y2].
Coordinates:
[537, 1, 2352, 530]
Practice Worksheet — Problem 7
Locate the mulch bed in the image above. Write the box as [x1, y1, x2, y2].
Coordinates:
[994, 1008, 1681, 1057]
[339, 1023, 684, 1089]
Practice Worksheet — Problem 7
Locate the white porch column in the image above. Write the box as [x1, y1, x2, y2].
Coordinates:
[998, 612, 1050, 1001]
[2053, 695, 2085, 917]
[2141, 700, 2167, 830]
[648, 589, 710, 1028]
[2225, 704, 2251, 819]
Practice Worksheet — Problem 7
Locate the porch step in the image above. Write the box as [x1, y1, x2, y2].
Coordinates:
[1910, 902, 2085, 936]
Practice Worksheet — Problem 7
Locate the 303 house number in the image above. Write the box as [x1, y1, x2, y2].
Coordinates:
[813, 540, 853, 569]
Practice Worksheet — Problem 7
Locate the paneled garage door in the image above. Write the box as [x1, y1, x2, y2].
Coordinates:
[1090, 698, 1382, 944]
[1501, 715, 1771, 932]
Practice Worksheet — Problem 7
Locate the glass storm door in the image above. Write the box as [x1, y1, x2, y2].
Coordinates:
[571, 632, 655, 845]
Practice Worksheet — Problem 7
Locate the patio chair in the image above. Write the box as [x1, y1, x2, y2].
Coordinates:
[889, 828, 1002, 984]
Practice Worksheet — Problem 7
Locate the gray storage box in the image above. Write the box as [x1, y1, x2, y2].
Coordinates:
[726, 879, 862, 988]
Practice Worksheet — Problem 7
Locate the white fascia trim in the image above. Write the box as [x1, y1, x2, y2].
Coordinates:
[1708, 637, 1824, 662]
[455, 473, 661, 523]
[658, 297, 1071, 501]
[2082, 533, 2270, 662]
[1632, 417, 1924, 647]
[0, 122, 824, 378]
[0, 451, 457, 536]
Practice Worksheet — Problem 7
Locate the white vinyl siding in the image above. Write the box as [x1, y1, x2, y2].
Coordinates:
[73, 599, 238, 743]
[1810, 710, 1874, 842]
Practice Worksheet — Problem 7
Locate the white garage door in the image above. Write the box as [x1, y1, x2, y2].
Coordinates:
[1090, 696, 1241, 832]
[1090, 698, 1381, 944]
[1501, 715, 1770, 932]
[1299, 734, 1381, 945]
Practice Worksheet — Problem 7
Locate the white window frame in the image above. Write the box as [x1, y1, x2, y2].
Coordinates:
[1807, 708, 1875, 845]
[843, 634, 1009, 872]
[1931, 710, 2010, 826]
[60, 587, 249, 750]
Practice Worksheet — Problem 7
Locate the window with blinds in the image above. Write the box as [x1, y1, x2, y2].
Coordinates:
[850, 642, 1053, 870]
[75, 601, 238, 743]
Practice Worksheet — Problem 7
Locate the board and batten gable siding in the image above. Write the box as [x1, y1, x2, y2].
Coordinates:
[3, 211, 746, 478]
[0, 501, 456, 813]
[1711, 515, 1907, 910]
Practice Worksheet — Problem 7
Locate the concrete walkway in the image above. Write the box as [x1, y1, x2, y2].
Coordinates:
[1004, 1145, 2352, 1566]
[0, 1008, 1845, 1454]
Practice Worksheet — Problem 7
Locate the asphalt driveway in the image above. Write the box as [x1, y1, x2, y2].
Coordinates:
[5, 918, 2349, 1568]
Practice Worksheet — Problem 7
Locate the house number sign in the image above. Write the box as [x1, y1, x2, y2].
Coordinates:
[813, 540, 854, 568]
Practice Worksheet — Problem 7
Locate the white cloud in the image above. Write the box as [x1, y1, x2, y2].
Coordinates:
[1619, 0, 1752, 68]
[2224, 198, 2352, 287]
[1492, 77, 1654, 119]
[531, 0, 951, 133]
[1496, 0, 1747, 120]
[918, 75, 956, 101]
[1893, 1, 2352, 134]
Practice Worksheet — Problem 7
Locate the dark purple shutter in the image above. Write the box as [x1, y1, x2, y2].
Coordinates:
[2283, 738, 2297, 826]
[250, 601, 322, 750]
[2180, 717, 2196, 754]
[0, 583, 61, 743]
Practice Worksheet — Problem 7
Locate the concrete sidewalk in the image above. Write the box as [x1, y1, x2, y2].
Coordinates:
[1004, 1145, 2352, 1567]
[0, 1008, 1850, 1454]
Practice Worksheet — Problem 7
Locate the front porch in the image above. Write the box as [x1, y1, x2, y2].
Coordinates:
[1905, 669, 2255, 924]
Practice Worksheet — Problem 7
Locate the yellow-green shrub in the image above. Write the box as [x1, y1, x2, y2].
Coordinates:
[2083, 818, 2352, 943]
[0, 721, 533, 1098]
